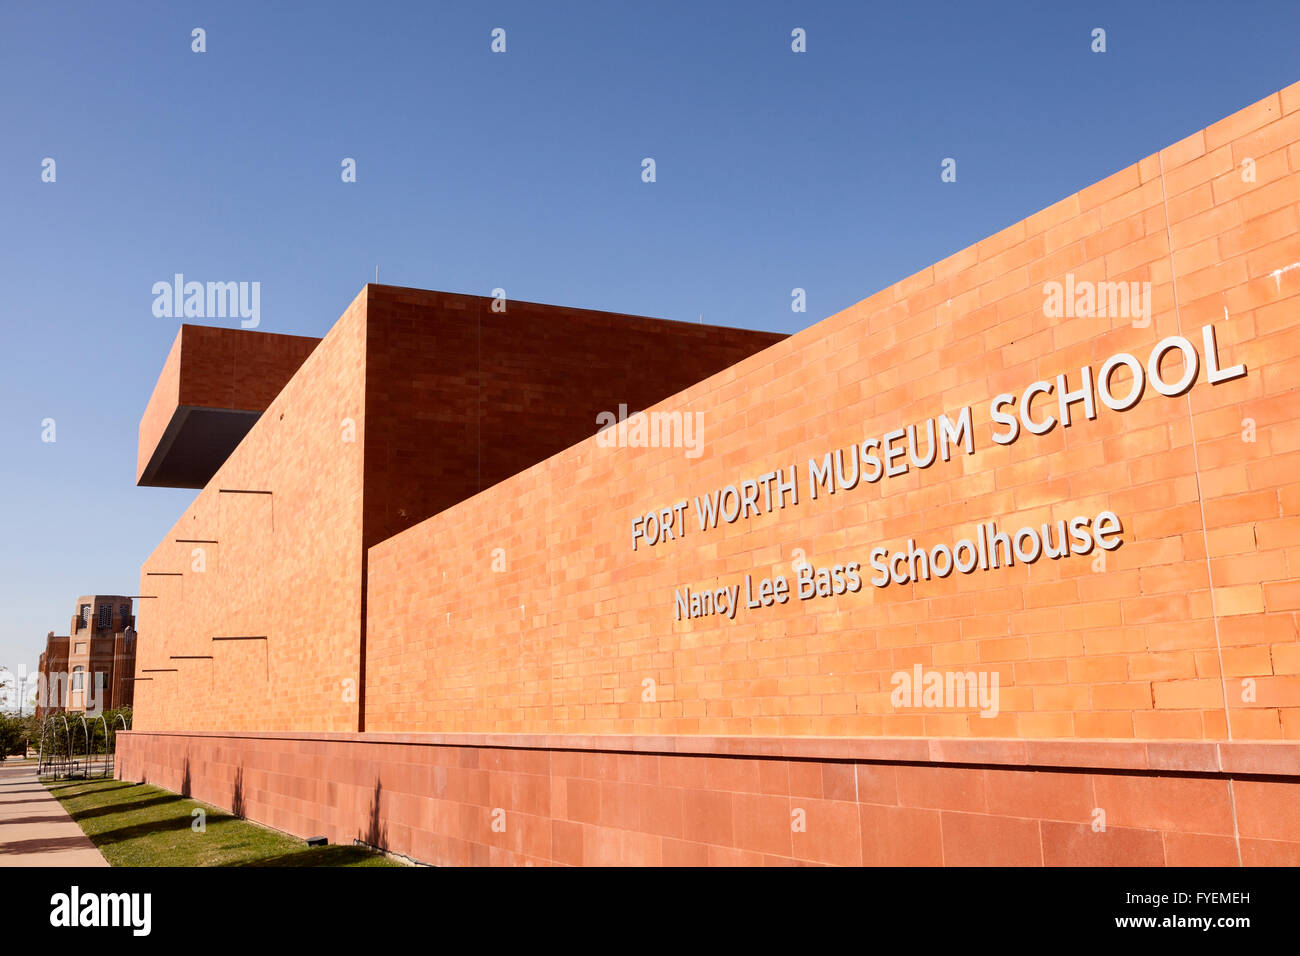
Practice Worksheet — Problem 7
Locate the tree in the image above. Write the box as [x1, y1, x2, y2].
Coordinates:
[0, 712, 27, 761]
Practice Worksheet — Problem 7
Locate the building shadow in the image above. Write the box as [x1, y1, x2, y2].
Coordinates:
[180, 756, 192, 798]
[1, 787, 49, 798]
[2, 814, 78, 826]
[83, 818, 199, 847]
[0, 799, 52, 810]
[43, 781, 135, 796]
[363, 778, 387, 851]
[81, 806, 242, 849]
[68, 793, 184, 821]
[0, 836, 97, 855]
[222, 845, 387, 867]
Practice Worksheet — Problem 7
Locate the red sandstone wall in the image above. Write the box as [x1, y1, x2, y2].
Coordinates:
[365, 83, 1300, 741]
[133, 290, 369, 732]
[134, 288, 784, 731]
[137, 325, 320, 484]
[174, 324, 320, 411]
[362, 285, 787, 549]
[116, 730, 1300, 865]
[137, 330, 183, 482]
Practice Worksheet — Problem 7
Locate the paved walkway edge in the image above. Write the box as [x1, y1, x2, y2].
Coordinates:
[0, 763, 110, 867]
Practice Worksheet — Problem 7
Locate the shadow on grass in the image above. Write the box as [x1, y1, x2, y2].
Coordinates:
[44, 776, 401, 866]
[67, 793, 185, 821]
[43, 781, 137, 796]
[223, 845, 390, 867]
[85, 811, 236, 848]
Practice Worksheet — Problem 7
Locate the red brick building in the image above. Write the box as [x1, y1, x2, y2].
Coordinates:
[120, 84, 1300, 865]
[36, 595, 136, 720]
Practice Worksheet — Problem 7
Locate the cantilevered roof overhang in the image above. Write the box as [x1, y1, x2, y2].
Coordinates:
[137, 325, 320, 488]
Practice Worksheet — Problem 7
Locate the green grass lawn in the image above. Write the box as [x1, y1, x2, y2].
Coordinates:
[44, 777, 404, 867]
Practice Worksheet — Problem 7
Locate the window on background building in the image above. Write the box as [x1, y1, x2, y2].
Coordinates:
[71, 667, 84, 691]
[97, 605, 111, 628]
[80, 605, 91, 627]
[119, 604, 130, 622]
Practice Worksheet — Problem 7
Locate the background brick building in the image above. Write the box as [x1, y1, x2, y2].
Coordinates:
[36, 595, 136, 720]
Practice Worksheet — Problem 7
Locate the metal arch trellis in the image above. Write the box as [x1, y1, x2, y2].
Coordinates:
[111, 712, 129, 777]
[76, 714, 89, 778]
[61, 718, 72, 776]
[37, 711, 127, 779]
[37, 714, 76, 779]
[40, 715, 70, 778]
[37, 715, 56, 777]
[59, 715, 70, 778]
[36, 716, 48, 775]
[94, 713, 110, 777]
[46, 715, 61, 776]
[40, 715, 61, 777]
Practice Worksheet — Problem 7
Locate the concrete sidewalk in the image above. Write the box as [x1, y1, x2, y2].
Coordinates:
[0, 762, 108, 867]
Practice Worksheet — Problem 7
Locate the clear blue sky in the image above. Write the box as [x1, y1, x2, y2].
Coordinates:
[1, 1, 1297, 682]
